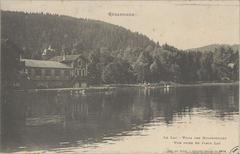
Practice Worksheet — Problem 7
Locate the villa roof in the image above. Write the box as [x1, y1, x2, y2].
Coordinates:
[49, 54, 81, 62]
[22, 59, 72, 69]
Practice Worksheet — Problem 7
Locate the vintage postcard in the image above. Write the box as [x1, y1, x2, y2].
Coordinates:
[0, 0, 239, 154]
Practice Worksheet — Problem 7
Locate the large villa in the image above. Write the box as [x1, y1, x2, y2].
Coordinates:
[21, 53, 89, 88]
[2, 39, 89, 89]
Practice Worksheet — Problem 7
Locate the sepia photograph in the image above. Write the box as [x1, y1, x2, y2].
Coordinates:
[0, 0, 239, 153]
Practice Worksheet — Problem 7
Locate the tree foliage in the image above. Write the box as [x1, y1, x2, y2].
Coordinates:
[2, 11, 239, 84]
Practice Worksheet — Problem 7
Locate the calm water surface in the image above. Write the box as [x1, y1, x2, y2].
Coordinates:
[1, 84, 239, 153]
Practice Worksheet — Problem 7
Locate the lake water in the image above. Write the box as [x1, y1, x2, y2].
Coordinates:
[1, 84, 239, 154]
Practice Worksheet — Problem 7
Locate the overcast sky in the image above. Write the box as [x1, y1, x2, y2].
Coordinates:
[1, 0, 239, 49]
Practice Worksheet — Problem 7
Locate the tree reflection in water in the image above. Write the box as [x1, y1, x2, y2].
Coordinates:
[1, 85, 239, 152]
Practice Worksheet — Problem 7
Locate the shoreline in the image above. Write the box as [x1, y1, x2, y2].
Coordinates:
[105, 81, 239, 88]
[15, 81, 239, 92]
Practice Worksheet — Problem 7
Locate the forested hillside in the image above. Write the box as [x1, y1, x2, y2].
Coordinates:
[1, 11, 155, 58]
[1, 11, 239, 84]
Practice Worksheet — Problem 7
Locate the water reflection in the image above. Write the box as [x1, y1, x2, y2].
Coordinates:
[1, 85, 239, 152]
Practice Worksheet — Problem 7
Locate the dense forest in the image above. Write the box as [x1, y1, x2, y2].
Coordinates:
[1, 11, 239, 84]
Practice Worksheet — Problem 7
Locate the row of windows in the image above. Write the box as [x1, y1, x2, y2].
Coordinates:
[26, 68, 88, 77]
[26, 68, 70, 77]
[74, 69, 87, 77]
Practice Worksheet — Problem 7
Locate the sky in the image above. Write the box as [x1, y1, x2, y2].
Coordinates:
[1, 0, 240, 49]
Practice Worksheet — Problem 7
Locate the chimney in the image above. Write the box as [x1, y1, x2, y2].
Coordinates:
[20, 53, 22, 60]
[62, 48, 66, 61]
[42, 49, 48, 60]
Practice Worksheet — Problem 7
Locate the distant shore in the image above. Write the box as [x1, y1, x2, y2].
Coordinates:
[96, 81, 239, 88]
[171, 81, 239, 87]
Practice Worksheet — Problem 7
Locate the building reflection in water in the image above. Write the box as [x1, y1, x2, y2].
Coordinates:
[1, 85, 238, 152]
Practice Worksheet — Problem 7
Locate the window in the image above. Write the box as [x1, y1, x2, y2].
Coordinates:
[29, 69, 32, 76]
[45, 69, 51, 76]
[82, 69, 85, 76]
[30, 68, 35, 76]
[35, 68, 41, 76]
[84, 69, 87, 76]
[55, 70, 60, 76]
[64, 70, 70, 76]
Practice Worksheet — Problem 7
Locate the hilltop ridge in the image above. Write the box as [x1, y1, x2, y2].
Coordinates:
[188, 44, 240, 52]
